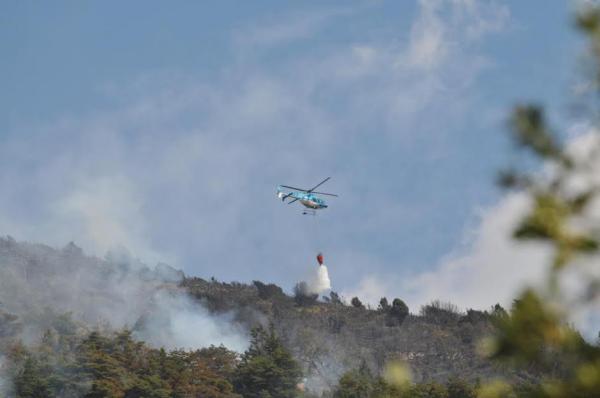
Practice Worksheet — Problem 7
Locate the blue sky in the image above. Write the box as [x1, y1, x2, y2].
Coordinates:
[0, 0, 584, 309]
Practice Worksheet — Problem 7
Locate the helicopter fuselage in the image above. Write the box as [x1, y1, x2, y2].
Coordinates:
[300, 194, 327, 209]
[277, 188, 328, 209]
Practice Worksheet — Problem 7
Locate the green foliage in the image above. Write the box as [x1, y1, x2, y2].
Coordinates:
[351, 297, 363, 309]
[420, 300, 460, 325]
[405, 382, 448, 398]
[14, 356, 51, 398]
[378, 297, 390, 311]
[234, 324, 302, 398]
[491, 290, 587, 369]
[5, 327, 240, 398]
[383, 298, 409, 327]
[484, 4, 600, 397]
[254, 281, 285, 300]
[490, 304, 508, 319]
[197, 344, 239, 380]
[509, 106, 565, 163]
[332, 365, 478, 398]
[333, 370, 375, 398]
[329, 291, 343, 305]
[390, 299, 409, 322]
[445, 376, 477, 398]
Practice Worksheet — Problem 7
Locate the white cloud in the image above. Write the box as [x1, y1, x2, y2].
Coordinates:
[344, 193, 551, 311]
[0, 0, 512, 290]
[295, 0, 511, 140]
[344, 130, 600, 338]
[233, 6, 355, 52]
[407, 0, 449, 69]
[405, 0, 510, 70]
[405, 193, 551, 310]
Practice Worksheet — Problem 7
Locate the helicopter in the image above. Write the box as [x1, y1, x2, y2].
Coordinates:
[276, 177, 338, 215]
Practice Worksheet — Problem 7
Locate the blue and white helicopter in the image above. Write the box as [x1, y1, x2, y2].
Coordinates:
[277, 177, 338, 215]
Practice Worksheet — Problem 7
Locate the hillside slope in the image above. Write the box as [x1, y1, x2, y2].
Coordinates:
[182, 278, 529, 390]
[0, 236, 532, 392]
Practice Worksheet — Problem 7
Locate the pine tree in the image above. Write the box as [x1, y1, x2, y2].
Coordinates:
[14, 356, 51, 398]
[234, 324, 302, 398]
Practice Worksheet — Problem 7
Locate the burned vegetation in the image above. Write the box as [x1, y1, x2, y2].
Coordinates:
[181, 277, 533, 391]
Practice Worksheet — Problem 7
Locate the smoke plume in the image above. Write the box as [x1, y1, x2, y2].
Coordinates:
[135, 290, 248, 352]
[0, 236, 248, 351]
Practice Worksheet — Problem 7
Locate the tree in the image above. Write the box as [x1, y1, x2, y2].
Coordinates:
[254, 281, 285, 300]
[419, 300, 459, 325]
[78, 331, 129, 397]
[197, 345, 239, 380]
[333, 363, 377, 398]
[378, 297, 390, 311]
[333, 371, 374, 398]
[3, 326, 241, 398]
[445, 376, 476, 398]
[490, 303, 507, 319]
[332, 365, 478, 398]
[481, 4, 600, 397]
[405, 382, 448, 398]
[234, 324, 302, 398]
[390, 299, 409, 324]
[351, 297, 363, 309]
[329, 291, 343, 305]
[14, 356, 51, 398]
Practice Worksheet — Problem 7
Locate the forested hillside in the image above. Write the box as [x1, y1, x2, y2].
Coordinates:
[0, 236, 540, 397]
[181, 277, 532, 390]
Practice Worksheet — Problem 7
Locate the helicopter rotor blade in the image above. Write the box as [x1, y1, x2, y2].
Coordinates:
[280, 185, 308, 192]
[311, 191, 338, 197]
[307, 177, 330, 192]
[288, 198, 299, 204]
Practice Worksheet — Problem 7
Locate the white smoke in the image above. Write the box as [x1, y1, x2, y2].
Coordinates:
[135, 291, 249, 352]
[308, 265, 331, 294]
[0, 238, 249, 352]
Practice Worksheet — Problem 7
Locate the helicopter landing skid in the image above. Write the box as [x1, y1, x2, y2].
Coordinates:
[302, 209, 316, 216]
